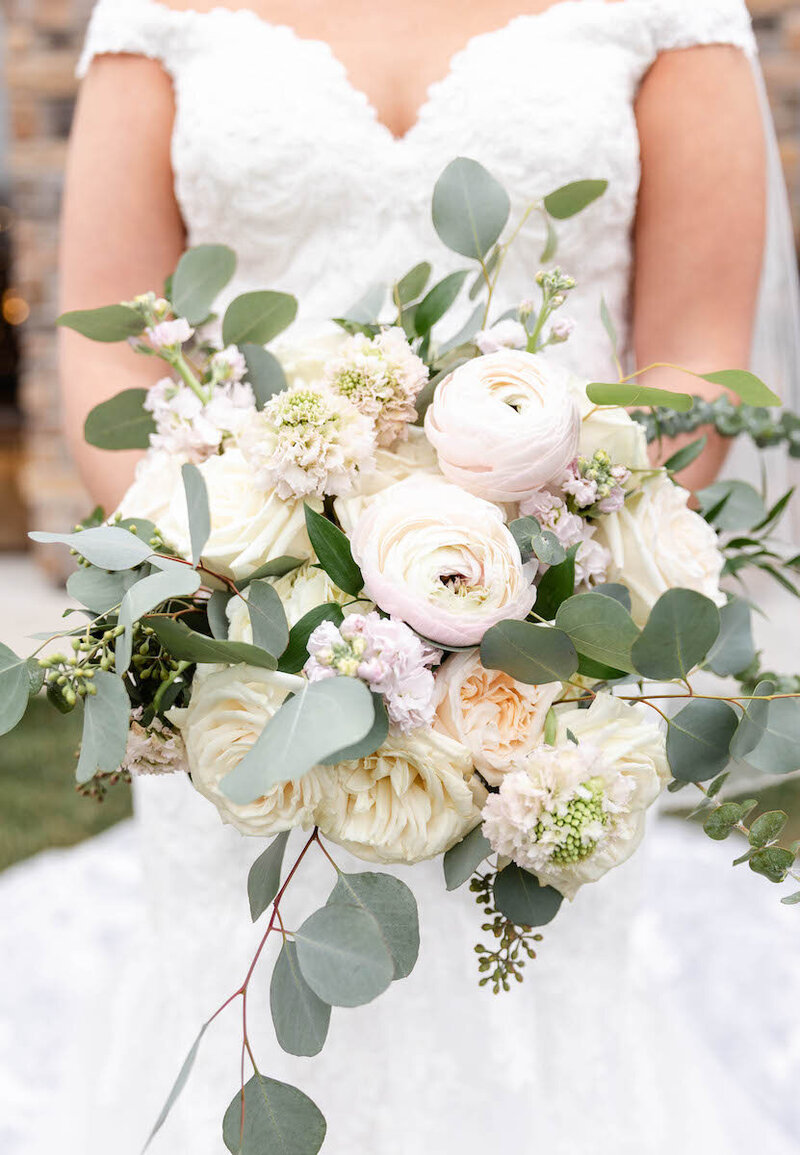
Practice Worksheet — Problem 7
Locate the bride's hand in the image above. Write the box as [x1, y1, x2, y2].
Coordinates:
[632, 43, 767, 493]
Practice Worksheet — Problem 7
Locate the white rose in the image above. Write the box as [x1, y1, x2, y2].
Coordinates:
[482, 694, 667, 899]
[432, 651, 560, 786]
[568, 380, 650, 472]
[316, 726, 481, 864]
[227, 561, 370, 642]
[273, 328, 349, 386]
[594, 472, 725, 625]
[349, 477, 537, 647]
[170, 665, 327, 837]
[424, 350, 580, 502]
[116, 447, 316, 582]
[334, 426, 441, 534]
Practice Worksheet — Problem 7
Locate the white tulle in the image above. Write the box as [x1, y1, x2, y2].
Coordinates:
[2, 2, 798, 1153]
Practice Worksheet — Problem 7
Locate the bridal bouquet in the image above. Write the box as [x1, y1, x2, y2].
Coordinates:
[5, 158, 800, 1151]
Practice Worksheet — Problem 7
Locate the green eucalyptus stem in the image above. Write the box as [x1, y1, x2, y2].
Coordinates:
[164, 349, 209, 403]
[632, 394, 800, 455]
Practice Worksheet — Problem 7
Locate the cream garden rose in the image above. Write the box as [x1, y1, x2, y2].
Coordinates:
[349, 478, 537, 647]
[227, 561, 370, 642]
[594, 471, 725, 625]
[482, 694, 668, 899]
[424, 349, 580, 502]
[170, 665, 327, 837]
[432, 652, 560, 786]
[315, 726, 481, 864]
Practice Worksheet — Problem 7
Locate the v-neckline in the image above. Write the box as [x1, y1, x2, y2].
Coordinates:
[141, 0, 616, 143]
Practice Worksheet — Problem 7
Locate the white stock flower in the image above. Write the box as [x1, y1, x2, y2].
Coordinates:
[424, 350, 580, 502]
[211, 345, 247, 382]
[349, 478, 537, 647]
[475, 319, 528, 355]
[238, 382, 375, 500]
[144, 377, 257, 462]
[170, 665, 326, 837]
[432, 651, 560, 786]
[122, 709, 187, 776]
[316, 726, 481, 864]
[481, 694, 667, 899]
[594, 471, 726, 625]
[324, 327, 428, 446]
[115, 447, 314, 581]
[146, 317, 194, 348]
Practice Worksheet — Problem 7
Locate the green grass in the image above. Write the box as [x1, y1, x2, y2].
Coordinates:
[0, 697, 132, 872]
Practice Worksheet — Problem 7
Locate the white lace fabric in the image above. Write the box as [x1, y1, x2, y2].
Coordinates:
[14, 2, 793, 1153]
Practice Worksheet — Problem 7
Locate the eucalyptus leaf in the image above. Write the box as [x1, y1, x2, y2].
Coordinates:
[701, 369, 780, 408]
[181, 463, 211, 568]
[414, 270, 469, 335]
[170, 244, 236, 325]
[436, 303, 485, 357]
[116, 561, 202, 673]
[295, 901, 394, 1007]
[544, 179, 608, 219]
[246, 580, 289, 657]
[339, 283, 386, 325]
[57, 303, 145, 342]
[666, 699, 738, 782]
[586, 382, 694, 412]
[749, 846, 795, 884]
[663, 436, 708, 475]
[30, 526, 153, 571]
[432, 157, 510, 260]
[443, 825, 492, 891]
[509, 516, 540, 563]
[697, 481, 766, 532]
[219, 678, 375, 804]
[237, 555, 304, 587]
[303, 505, 363, 596]
[556, 593, 640, 673]
[68, 564, 144, 615]
[241, 344, 287, 408]
[75, 670, 130, 784]
[146, 616, 278, 669]
[0, 643, 33, 736]
[600, 296, 618, 360]
[395, 261, 432, 306]
[533, 544, 579, 620]
[493, 863, 563, 926]
[480, 620, 578, 685]
[531, 530, 566, 567]
[247, 830, 289, 921]
[142, 1021, 210, 1152]
[84, 389, 156, 450]
[593, 583, 632, 612]
[749, 810, 788, 849]
[327, 871, 420, 980]
[732, 685, 800, 776]
[222, 1073, 326, 1155]
[541, 218, 558, 263]
[206, 590, 232, 640]
[320, 692, 388, 764]
[278, 603, 345, 675]
[270, 940, 331, 1057]
[706, 598, 756, 678]
[221, 290, 297, 347]
[631, 589, 720, 681]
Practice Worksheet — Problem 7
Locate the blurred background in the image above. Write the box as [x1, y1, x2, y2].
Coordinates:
[0, 0, 799, 870]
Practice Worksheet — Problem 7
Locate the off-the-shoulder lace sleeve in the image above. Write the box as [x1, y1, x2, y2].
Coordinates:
[76, 0, 180, 78]
[638, 0, 757, 57]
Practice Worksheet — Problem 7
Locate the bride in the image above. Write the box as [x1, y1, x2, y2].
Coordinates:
[37, 0, 796, 1151]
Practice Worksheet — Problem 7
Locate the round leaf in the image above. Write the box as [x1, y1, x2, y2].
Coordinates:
[247, 831, 289, 922]
[667, 699, 738, 782]
[221, 290, 298, 347]
[443, 825, 491, 891]
[696, 480, 766, 531]
[432, 157, 511, 259]
[222, 1073, 326, 1155]
[555, 593, 640, 673]
[0, 643, 32, 737]
[245, 580, 290, 657]
[75, 670, 130, 784]
[631, 589, 720, 681]
[327, 871, 420, 980]
[241, 343, 287, 408]
[84, 388, 156, 450]
[270, 940, 331, 1057]
[706, 598, 756, 678]
[320, 692, 389, 764]
[493, 863, 563, 927]
[294, 902, 394, 1007]
[30, 526, 153, 571]
[544, 179, 608, 220]
[480, 620, 578, 685]
[170, 243, 236, 325]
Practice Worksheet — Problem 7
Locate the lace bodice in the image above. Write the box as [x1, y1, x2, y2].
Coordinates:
[66, 4, 774, 1154]
[79, 0, 755, 381]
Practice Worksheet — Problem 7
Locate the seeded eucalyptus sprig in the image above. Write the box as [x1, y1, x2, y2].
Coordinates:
[632, 394, 800, 456]
[470, 868, 543, 993]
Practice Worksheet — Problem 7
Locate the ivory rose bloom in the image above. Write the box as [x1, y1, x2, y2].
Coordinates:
[594, 472, 725, 625]
[424, 349, 580, 502]
[170, 666, 326, 837]
[432, 652, 560, 786]
[482, 694, 667, 899]
[316, 726, 481, 864]
[349, 478, 537, 647]
[114, 448, 315, 582]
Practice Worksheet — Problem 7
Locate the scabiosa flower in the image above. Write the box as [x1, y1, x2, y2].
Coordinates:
[144, 377, 257, 462]
[481, 695, 668, 899]
[122, 709, 187, 776]
[324, 327, 428, 447]
[238, 382, 375, 500]
[475, 319, 528, 355]
[145, 317, 194, 349]
[304, 611, 442, 732]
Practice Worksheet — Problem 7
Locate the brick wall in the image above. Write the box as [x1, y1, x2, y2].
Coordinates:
[4, 0, 800, 575]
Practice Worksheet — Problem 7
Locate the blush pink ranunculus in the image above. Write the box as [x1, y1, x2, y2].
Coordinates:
[349, 478, 537, 647]
[423, 349, 580, 503]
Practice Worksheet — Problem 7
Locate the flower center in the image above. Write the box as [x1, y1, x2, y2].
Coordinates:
[273, 390, 331, 428]
[534, 775, 607, 864]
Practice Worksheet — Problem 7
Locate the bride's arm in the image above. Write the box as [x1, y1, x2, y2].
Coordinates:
[59, 55, 185, 510]
[633, 45, 767, 491]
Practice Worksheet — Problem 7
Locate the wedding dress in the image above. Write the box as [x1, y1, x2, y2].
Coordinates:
[3, 2, 799, 1152]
